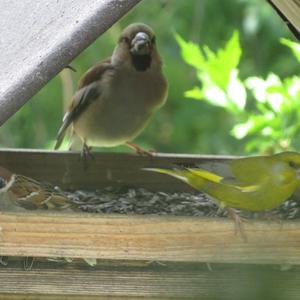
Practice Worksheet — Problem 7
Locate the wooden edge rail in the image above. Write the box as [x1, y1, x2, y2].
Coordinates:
[0, 212, 299, 265]
[0, 148, 236, 191]
[0, 259, 299, 299]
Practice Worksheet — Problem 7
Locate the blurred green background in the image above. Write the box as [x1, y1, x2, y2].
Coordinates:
[0, 0, 298, 155]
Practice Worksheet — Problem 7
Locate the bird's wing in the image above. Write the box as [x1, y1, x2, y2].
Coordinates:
[184, 156, 273, 186]
[54, 58, 114, 149]
[188, 168, 261, 193]
[191, 161, 234, 179]
[12, 175, 73, 210]
[178, 161, 238, 184]
[78, 58, 112, 89]
[145, 167, 261, 194]
[229, 156, 272, 184]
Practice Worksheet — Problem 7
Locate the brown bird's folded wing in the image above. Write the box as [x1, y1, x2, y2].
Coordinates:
[54, 58, 114, 149]
[78, 58, 112, 89]
[11, 175, 72, 210]
[0, 166, 73, 210]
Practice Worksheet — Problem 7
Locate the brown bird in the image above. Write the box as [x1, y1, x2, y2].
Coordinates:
[54, 23, 168, 158]
[0, 166, 73, 210]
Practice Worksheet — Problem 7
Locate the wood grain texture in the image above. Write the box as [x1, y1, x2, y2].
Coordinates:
[0, 149, 299, 299]
[0, 0, 141, 125]
[0, 149, 235, 192]
[0, 212, 299, 265]
[0, 296, 175, 300]
[270, 0, 300, 33]
[0, 260, 299, 299]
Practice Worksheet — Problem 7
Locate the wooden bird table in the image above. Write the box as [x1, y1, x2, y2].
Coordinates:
[0, 149, 299, 300]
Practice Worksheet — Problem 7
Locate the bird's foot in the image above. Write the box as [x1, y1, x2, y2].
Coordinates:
[24, 257, 35, 271]
[126, 142, 155, 157]
[262, 211, 283, 224]
[225, 207, 248, 242]
[0, 256, 8, 266]
[80, 144, 94, 169]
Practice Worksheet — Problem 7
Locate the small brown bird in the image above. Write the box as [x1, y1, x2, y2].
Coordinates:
[55, 23, 168, 158]
[0, 166, 72, 210]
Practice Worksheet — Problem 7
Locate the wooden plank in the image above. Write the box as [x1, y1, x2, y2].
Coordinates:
[0, 296, 156, 300]
[0, 149, 234, 192]
[0, 0, 141, 125]
[0, 212, 299, 265]
[0, 260, 299, 299]
[269, 0, 300, 38]
[0, 296, 174, 300]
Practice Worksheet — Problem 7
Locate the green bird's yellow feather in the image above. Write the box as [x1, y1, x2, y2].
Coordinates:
[146, 151, 300, 212]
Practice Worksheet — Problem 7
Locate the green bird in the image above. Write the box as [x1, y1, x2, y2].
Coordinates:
[145, 151, 300, 238]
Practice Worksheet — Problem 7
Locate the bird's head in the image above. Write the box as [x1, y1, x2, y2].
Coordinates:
[0, 166, 13, 192]
[275, 151, 300, 179]
[112, 23, 161, 71]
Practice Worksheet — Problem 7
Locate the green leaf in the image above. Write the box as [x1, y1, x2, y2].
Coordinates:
[178, 30, 245, 115]
[245, 138, 273, 154]
[285, 76, 300, 99]
[227, 69, 246, 111]
[201, 76, 228, 108]
[202, 31, 242, 89]
[184, 87, 204, 99]
[220, 31, 241, 70]
[231, 112, 277, 139]
[280, 38, 300, 63]
[175, 33, 205, 69]
[245, 73, 283, 112]
[231, 119, 254, 139]
[245, 77, 267, 102]
[202, 45, 216, 62]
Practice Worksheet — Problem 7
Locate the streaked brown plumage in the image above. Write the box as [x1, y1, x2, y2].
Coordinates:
[0, 166, 72, 210]
[54, 23, 168, 156]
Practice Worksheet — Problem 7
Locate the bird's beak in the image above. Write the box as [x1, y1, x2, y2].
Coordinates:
[130, 32, 151, 55]
[0, 177, 6, 189]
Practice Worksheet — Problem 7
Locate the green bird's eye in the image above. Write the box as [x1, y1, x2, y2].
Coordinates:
[288, 161, 297, 168]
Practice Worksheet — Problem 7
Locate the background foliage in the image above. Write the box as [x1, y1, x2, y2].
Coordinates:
[177, 32, 300, 154]
[0, 0, 298, 155]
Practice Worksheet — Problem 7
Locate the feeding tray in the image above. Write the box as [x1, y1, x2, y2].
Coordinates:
[1, 0, 300, 298]
[0, 148, 299, 299]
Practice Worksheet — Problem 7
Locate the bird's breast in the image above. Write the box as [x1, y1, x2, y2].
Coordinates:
[73, 67, 167, 147]
[111, 66, 167, 108]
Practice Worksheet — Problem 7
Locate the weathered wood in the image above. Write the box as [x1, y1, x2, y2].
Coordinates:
[0, 149, 234, 192]
[0, 212, 299, 265]
[0, 0, 141, 125]
[0, 260, 298, 299]
[269, 0, 300, 39]
[0, 296, 174, 300]
[0, 296, 157, 300]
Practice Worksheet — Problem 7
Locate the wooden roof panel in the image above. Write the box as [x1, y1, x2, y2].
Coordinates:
[0, 0, 141, 125]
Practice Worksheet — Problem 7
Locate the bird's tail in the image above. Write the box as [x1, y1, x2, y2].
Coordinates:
[143, 167, 208, 190]
[54, 122, 69, 150]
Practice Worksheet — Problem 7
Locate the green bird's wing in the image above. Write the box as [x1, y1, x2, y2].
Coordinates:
[188, 168, 261, 193]
[229, 156, 273, 185]
[193, 156, 274, 185]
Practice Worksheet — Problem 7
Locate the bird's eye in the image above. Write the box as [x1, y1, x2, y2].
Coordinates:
[289, 161, 297, 168]
[120, 37, 130, 44]
[151, 36, 156, 44]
